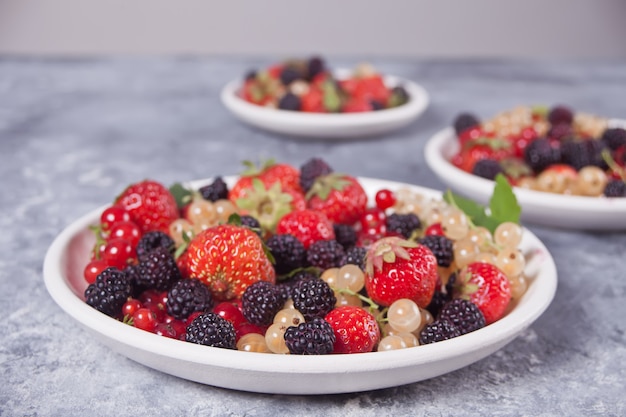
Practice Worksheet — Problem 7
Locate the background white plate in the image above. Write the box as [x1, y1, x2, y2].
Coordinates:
[220, 71, 429, 139]
[43, 177, 556, 395]
[424, 123, 626, 231]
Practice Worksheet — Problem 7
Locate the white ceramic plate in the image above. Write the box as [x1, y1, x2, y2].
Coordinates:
[424, 121, 626, 231]
[220, 70, 429, 139]
[43, 177, 556, 395]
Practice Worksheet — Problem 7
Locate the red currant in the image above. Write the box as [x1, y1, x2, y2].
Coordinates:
[144, 301, 167, 323]
[424, 223, 445, 236]
[236, 323, 265, 340]
[185, 311, 203, 326]
[375, 189, 396, 210]
[213, 301, 246, 328]
[108, 221, 141, 248]
[102, 237, 136, 269]
[100, 205, 131, 231]
[83, 259, 108, 284]
[132, 308, 158, 332]
[359, 208, 386, 231]
[122, 299, 142, 317]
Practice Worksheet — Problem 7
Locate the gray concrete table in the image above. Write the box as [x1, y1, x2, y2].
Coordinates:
[1, 57, 625, 416]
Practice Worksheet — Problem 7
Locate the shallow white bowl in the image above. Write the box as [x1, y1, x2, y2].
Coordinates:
[220, 71, 429, 139]
[424, 123, 626, 231]
[43, 177, 557, 395]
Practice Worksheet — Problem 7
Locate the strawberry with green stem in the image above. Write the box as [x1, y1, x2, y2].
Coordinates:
[306, 173, 368, 225]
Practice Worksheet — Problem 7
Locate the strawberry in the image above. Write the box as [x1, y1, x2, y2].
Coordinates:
[508, 126, 538, 158]
[324, 306, 380, 354]
[115, 180, 179, 234]
[353, 75, 390, 106]
[301, 87, 325, 113]
[275, 209, 335, 249]
[456, 262, 511, 325]
[184, 224, 275, 301]
[342, 98, 373, 113]
[364, 237, 438, 308]
[306, 174, 368, 225]
[229, 159, 302, 202]
[453, 137, 513, 173]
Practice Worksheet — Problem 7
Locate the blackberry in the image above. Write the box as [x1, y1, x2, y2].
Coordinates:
[185, 312, 236, 349]
[601, 127, 626, 151]
[419, 319, 461, 345]
[244, 70, 257, 81]
[280, 67, 302, 86]
[471, 158, 504, 180]
[419, 235, 454, 267]
[426, 290, 451, 318]
[85, 267, 133, 317]
[547, 105, 574, 125]
[199, 176, 228, 202]
[266, 234, 306, 275]
[239, 215, 262, 236]
[134, 246, 181, 291]
[278, 92, 301, 111]
[438, 299, 485, 335]
[292, 277, 336, 321]
[136, 231, 175, 262]
[561, 139, 608, 171]
[386, 213, 421, 238]
[306, 240, 345, 270]
[333, 224, 357, 249]
[453, 112, 480, 135]
[241, 281, 284, 326]
[307, 56, 325, 80]
[340, 246, 367, 271]
[370, 100, 385, 111]
[166, 279, 213, 320]
[547, 123, 574, 142]
[284, 318, 336, 355]
[277, 269, 319, 300]
[604, 179, 626, 197]
[524, 138, 561, 174]
[299, 158, 333, 192]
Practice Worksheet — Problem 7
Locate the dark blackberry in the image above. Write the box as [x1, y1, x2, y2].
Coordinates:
[547, 105, 574, 125]
[333, 224, 357, 249]
[85, 267, 133, 317]
[244, 70, 257, 81]
[280, 67, 302, 86]
[166, 279, 213, 320]
[284, 318, 336, 355]
[386, 213, 421, 238]
[524, 138, 561, 174]
[307, 56, 325, 80]
[419, 235, 454, 267]
[561, 139, 608, 171]
[241, 281, 284, 326]
[547, 123, 574, 142]
[278, 92, 301, 111]
[276, 269, 319, 300]
[471, 158, 504, 180]
[306, 240, 345, 270]
[601, 127, 626, 151]
[185, 312, 236, 349]
[419, 319, 461, 345]
[604, 179, 626, 197]
[453, 113, 480, 135]
[199, 176, 229, 202]
[438, 299, 485, 335]
[266, 234, 306, 275]
[134, 246, 181, 291]
[291, 277, 336, 321]
[426, 290, 451, 318]
[136, 231, 175, 262]
[340, 246, 367, 271]
[370, 100, 385, 111]
[239, 215, 262, 236]
[299, 158, 333, 192]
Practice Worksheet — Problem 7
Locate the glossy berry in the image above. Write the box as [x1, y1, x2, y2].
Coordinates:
[132, 307, 158, 332]
[419, 235, 454, 267]
[604, 179, 626, 197]
[108, 221, 141, 248]
[84, 267, 133, 317]
[472, 158, 504, 180]
[453, 112, 481, 135]
[385, 213, 421, 238]
[419, 319, 461, 344]
[324, 306, 380, 354]
[266, 234, 307, 275]
[83, 259, 108, 284]
[561, 139, 608, 171]
[524, 138, 561, 174]
[284, 318, 336, 355]
[241, 281, 284, 326]
[299, 158, 333, 192]
[134, 246, 181, 292]
[100, 205, 131, 231]
[135, 231, 175, 262]
[213, 301, 247, 329]
[199, 176, 229, 202]
[340, 246, 367, 271]
[291, 278, 337, 321]
[375, 189, 396, 210]
[185, 313, 237, 349]
[276, 209, 335, 249]
[547, 105, 574, 125]
[306, 240, 345, 270]
[102, 238, 136, 270]
[601, 127, 626, 151]
[166, 279, 214, 320]
[115, 179, 179, 234]
[438, 299, 485, 335]
[333, 224, 357, 249]
[460, 262, 512, 325]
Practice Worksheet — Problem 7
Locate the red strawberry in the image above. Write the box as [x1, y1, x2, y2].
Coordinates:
[301, 87, 325, 113]
[229, 160, 301, 202]
[324, 306, 380, 354]
[115, 180, 179, 234]
[508, 126, 538, 158]
[364, 237, 438, 308]
[353, 75, 390, 106]
[342, 98, 373, 113]
[184, 224, 276, 301]
[457, 262, 511, 325]
[306, 174, 368, 225]
[453, 138, 513, 173]
[275, 209, 335, 249]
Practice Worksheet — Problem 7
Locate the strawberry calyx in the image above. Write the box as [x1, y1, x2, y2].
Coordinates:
[305, 173, 352, 200]
[365, 236, 419, 277]
[89, 224, 107, 260]
[239, 158, 277, 178]
[500, 157, 533, 180]
[453, 269, 480, 300]
[321, 80, 342, 113]
[235, 179, 294, 233]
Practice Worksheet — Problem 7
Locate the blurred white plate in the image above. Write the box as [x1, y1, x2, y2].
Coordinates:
[424, 122, 626, 231]
[220, 71, 429, 139]
[43, 177, 556, 395]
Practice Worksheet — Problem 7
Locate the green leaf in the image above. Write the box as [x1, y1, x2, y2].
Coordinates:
[169, 182, 193, 210]
[444, 190, 486, 221]
[322, 81, 341, 112]
[489, 174, 521, 225]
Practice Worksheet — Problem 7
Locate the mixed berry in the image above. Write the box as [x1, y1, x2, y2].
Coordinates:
[240, 56, 410, 113]
[83, 158, 532, 355]
[449, 105, 626, 197]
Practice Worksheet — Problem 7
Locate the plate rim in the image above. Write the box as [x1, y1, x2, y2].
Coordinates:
[43, 177, 557, 394]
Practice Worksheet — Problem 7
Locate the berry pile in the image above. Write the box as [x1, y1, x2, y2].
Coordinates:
[83, 158, 530, 354]
[240, 56, 410, 113]
[450, 105, 626, 197]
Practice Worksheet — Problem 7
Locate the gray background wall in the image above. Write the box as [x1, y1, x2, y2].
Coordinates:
[0, 0, 625, 58]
